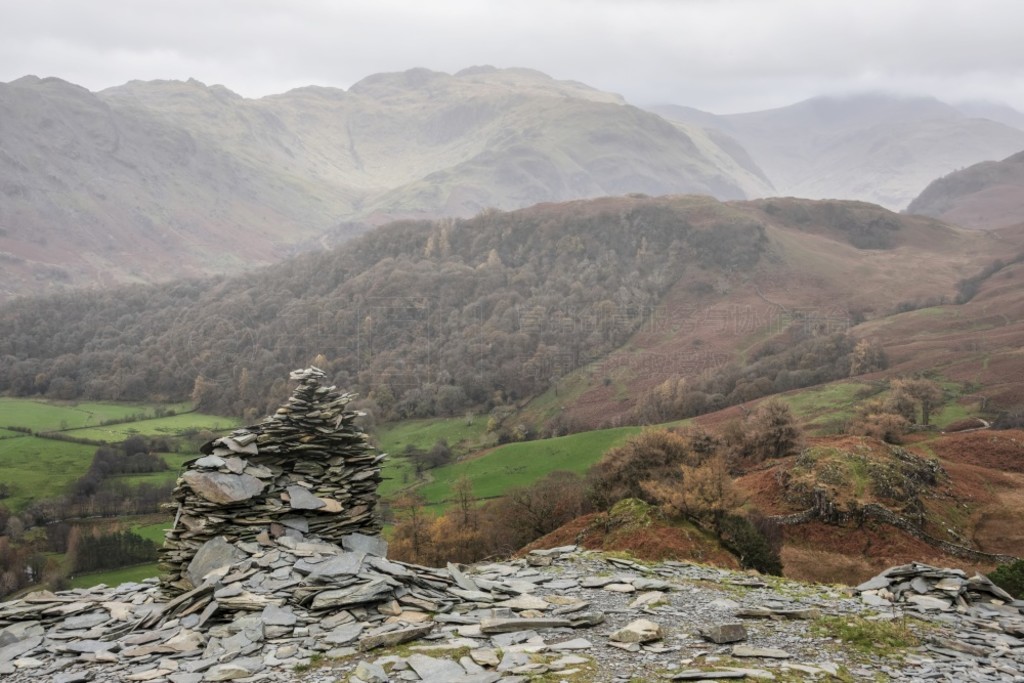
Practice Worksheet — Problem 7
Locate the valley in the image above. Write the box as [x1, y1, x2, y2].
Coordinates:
[3, 69, 1024, 613]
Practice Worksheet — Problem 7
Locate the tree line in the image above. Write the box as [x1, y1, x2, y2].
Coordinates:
[0, 196, 773, 421]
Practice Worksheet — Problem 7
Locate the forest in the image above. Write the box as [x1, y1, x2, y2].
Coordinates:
[0, 196, 769, 421]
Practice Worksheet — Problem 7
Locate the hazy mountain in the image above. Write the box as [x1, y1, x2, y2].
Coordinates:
[955, 101, 1024, 131]
[0, 68, 770, 299]
[651, 94, 1024, 210]
[907, 150, 1024, 230]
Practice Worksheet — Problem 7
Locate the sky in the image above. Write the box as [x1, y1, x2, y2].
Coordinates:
[1, 0, 1023, 114]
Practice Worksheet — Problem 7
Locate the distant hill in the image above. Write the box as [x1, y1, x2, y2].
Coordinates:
[2, 194, 1016, 427]
[906, 150, 1024, 230]
[0, 69, 768, 299]
[956, 101, 1024, 131]
[651, 94, 1024, 211]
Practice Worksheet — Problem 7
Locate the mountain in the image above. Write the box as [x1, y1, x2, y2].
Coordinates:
[2, 195, 1019, 427]
[956, 100, 1024, 131]
[651, 94, 1024, 211]
[906, 150, 1024, 230]
[0, 68, 770, 300]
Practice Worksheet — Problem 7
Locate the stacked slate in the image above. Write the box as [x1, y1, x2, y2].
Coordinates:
[160, 367, 384, 591]
[855, 562, 1018, 612]
[4, 550, 1024, 681]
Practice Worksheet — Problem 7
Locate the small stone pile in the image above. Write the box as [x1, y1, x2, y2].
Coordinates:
[160, 367, 383, 591]
[855, 562, 1018, 612]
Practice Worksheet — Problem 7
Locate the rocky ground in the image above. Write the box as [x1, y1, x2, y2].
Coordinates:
[2, 542, 1023, 683]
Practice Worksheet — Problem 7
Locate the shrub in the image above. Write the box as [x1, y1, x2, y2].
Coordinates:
[744, 398, 802, 462]
[714, 513, 783, 575]
[989, 560, 1024, 599]
[587, 430, 694, 509]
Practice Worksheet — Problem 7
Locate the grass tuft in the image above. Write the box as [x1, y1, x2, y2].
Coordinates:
[811, 615, 920, 656]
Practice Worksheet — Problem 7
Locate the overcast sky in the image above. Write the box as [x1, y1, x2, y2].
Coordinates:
[2, 0, 1022, 114]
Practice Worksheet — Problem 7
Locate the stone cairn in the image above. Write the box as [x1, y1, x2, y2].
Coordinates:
[160, 366, 383, 591]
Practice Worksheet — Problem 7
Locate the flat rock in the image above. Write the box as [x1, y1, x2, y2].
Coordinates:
[186, 537, 247, 589]
[480, 617, 572, 634]
[732, 644, 792, 658]
[260, 604, 296, 627]
[907, 594, 953, 611]
[310, 579, 392, 610]
[470, 647, 500, 667]
[181, 471, 264, 505]
[203, 657, 263, 681]
[669, 671, 748, 680]
[0, 635, 42, 662]
[342, 533, 389, 558]
[407, 653, 467, 682]
[285, 485, 324, 510]
[307, 551, 366, 580]
[354, 660, 388, 683]
[495, 595, 550, 611]
[549, 637, 592, 650]
[700, 623, 747, 644]
[629, 591, 665, 608]
[358, 623, 434, 651]
[609, 619, 663, 643]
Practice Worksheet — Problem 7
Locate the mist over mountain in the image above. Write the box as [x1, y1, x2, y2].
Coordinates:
[651, 94, 1024, 211]
[0, 68, 766, 300]
[5, 68, 1024, 302]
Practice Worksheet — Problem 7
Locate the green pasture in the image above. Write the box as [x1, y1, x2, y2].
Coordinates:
[414, 425, 641, 507]
[375, 417, 489, 455]
[0, 436, 97, 509]
[780, 376, 981, 433]
[0, 398, 191, 432]
[782, 381, 877, 433]
[375, 417, 491, 498]
[65, 413, 240, 442]
[111, 453, 192, 488]
[133, 520, 173, 544]
[0, 397, 229, 510]
[69, 563, 160, 589]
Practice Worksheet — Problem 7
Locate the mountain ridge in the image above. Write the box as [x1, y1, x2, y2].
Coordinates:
[651, 93, 1024, 211]
[0, 68, 762, 300]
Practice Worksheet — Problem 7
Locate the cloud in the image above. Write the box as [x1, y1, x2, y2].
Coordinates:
[2, 0, 1023, 112]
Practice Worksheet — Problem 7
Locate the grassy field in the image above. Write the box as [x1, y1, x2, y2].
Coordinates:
[0, 398, 192, 432]
[779, 376, 982, 434]
[65, 413, 240, 442]
[133, 520, 173, 544]
[375, 417, 491, 498]
[782, 381, 878, 433]
[112, 453, 192, 488]
[0, 398, 231, 510]
[0, 436, 98, 509]
[413, 425, 641, 508]
[69, 563, 160, 589]
[375, 417, 490, 455]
